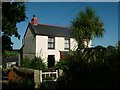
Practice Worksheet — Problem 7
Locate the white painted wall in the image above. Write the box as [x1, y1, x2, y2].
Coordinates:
[70, 38, 92, 50]
[6, 62, 16, 68]
[70, 38, 78, 50]
[36, 35, 91, 67]
[88, 40, 92, 47]
[36, 35, 48, 64]
[84, 40, 92, 48]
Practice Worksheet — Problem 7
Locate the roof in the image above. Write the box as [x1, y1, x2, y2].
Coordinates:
[2, 56, 18, 65]
[29, 23, 72, 37]
[5, 49, 19, 52]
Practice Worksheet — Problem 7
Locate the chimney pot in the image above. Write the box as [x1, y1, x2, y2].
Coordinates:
[31, 15, 38, 25]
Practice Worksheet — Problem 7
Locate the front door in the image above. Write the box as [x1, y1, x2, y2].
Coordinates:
[48, 55, 55, 68]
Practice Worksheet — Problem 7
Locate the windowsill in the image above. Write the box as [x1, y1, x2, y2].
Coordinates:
[48, 48, 55, 50]
[64, 48, 70, 50]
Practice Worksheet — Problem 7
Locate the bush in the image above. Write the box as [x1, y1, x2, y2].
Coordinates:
[40, 81, 57, 90]
[54, 45, 120, 89]
[7, 70, 23, 81]
[2, 68, 34, 90]
[55, 51, 76, 71]
[21, 56, 47, 71]
[2, 67, 13, 77]
[30, 56, 47, 71]
[21, 56, 31, 68]
[4, 79, 34, 89]
[55, 60, 69, 71]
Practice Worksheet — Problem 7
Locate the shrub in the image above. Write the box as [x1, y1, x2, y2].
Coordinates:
[21, 56, 47, 71]
[55, 60, 69, 71]
[30, 56, 47, 71]
[55, 45, 120, 89]
[21, 56, 31, 68]
[3, 69, 34, 89]
[2, 67, 13, 77]
[7, 79, 34, 89]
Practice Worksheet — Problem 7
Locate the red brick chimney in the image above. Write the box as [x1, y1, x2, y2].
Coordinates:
[31, 15, 38, 25]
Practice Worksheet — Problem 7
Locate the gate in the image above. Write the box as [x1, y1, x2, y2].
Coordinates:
[40, 70, 58, 83]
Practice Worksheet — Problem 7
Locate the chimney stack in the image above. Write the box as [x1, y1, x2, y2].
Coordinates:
[31, 15, 38, 25]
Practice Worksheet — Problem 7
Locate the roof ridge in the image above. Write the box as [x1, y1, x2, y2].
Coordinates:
[38, 23, 70, 29]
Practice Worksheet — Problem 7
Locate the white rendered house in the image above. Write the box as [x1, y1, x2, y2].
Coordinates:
[20, 16, 91, 68]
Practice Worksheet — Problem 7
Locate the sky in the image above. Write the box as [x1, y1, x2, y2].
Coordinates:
[11, 2, 119, 49]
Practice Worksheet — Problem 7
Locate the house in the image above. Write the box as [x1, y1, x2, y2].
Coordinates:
[20, 15, 91, 68]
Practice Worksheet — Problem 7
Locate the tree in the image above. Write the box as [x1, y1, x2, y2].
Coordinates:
[2, 2, 27, 52]
[71, 7, 105, 50]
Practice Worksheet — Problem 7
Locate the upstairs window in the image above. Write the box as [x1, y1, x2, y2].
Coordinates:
[64, 38, 70, 50]
[48, 37, 55, 49]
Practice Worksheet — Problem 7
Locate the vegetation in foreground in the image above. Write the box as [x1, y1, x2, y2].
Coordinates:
[2, 67, 34, 90]
[21, 56, 47, 71]
[39, 44, 119, 90]
[2, 44, 120, 90]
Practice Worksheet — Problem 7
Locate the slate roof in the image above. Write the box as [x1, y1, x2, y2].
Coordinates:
[2, 56, 18, 66]
[29, 23, 72, 37]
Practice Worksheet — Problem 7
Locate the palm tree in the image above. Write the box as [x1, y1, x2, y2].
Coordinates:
[71, 7, 105, 50]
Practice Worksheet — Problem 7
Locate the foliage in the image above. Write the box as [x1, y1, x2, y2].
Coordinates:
[45, 75, 53, 80]
[2, 67, 34, 89]
[71, 7, 105, 50]
[21, 56, 47, 71]
[21, 56, 31, 68]
[2, 35, 13, 53]
[39, 44, 120, 89]
[30, 56, 47, 71]
[55, 51, 77, 71]
[7, 70, 23, 81]
[4, 50, 18, 57]
[40, 81, 56, 90]
[2, 2, 27, 52]
[0, 3, 1, 28]
[55, 60, 70, 71]
[105, 45, 120, 68]
[3, 79, 34, 89]
[2, 67, 13, 77]
[54, 44, 120, 89]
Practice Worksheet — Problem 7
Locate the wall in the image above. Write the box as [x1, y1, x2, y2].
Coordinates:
[23, 27, 36, 59]
[6, 62, 16, 68]
[13, 66, 63, 89]
[70, 38, 92, 50]
[36, 35, 48, 64]
[36, 36, 75, 66]
[70, 38, 78, 50]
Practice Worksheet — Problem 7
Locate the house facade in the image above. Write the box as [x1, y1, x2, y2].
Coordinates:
[20, 16, 91, 68]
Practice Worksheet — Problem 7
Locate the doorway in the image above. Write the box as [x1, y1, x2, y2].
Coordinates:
[48, 55, 55, 68]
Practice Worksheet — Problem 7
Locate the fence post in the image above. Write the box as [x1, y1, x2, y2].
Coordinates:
[56, 70, 58, 79]
[59, 69, 63, 76]
[39, 70, 42, 83]
[34, 70, 40, 89]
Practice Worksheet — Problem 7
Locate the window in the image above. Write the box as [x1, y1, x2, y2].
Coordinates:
[64, 38, 70, 50]
[48, 37, 55, 49]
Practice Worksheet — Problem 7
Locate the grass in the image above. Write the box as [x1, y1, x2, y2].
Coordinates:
[5, 51, 18, 57]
